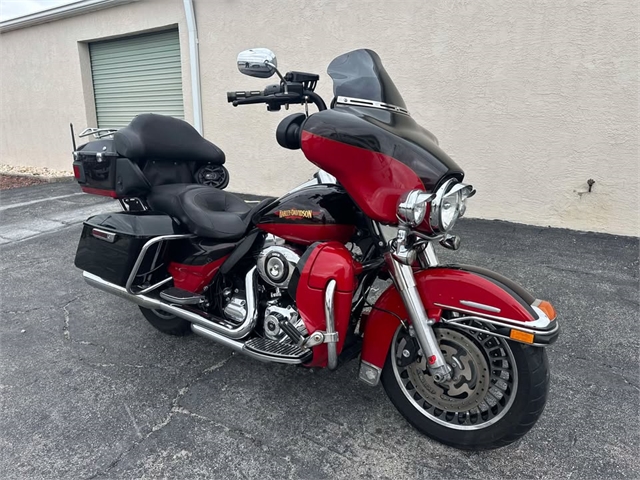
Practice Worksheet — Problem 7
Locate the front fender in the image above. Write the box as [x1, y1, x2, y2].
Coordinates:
[360, 265, 557, 378]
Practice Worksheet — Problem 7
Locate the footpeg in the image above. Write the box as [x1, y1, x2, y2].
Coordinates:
[159, 287, 204, 305]
[244, 337, 312, 364]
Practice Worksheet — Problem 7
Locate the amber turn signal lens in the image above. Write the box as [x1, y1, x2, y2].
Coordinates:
[537, 300, 557, 320]
[510, 329, 535, 344]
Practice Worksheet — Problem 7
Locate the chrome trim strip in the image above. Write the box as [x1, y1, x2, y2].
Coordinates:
[336, 96, 410, 116]
[288, 169, 338, 194]
[438, 319, 555, 347]
[325, 279, 338, 370]
[434, 303, 554, 330]
[459, 300, 501, 313]
[84, 266, 259, 340]
[440, 313, 559, 336]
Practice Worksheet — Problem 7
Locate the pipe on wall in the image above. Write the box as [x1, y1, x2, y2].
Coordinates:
[183, 0, 203, 134]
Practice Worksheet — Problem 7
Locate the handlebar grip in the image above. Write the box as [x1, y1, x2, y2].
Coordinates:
[227, 90, 263, 103]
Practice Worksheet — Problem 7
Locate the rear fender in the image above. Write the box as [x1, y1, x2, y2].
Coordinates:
[360, 265, 557, 382]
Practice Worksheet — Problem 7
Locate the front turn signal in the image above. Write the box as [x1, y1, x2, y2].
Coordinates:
[510, 329, 535, 344]
[535, 300, 557, 321]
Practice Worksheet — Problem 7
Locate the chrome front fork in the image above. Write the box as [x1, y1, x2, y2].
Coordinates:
[388, 236, 452, 382]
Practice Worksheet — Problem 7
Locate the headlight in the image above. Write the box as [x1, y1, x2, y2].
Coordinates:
[397, 181, 475, 234]
[397, 190, 434, 226]
[429, 179, 475, 234]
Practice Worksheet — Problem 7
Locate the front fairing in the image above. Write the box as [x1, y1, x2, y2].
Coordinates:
[303, 104, 463, 193]
[300, 49, 463, 224]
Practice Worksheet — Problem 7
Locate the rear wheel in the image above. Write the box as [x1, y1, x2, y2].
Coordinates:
[139, 307, 191, 336]
[381, 324, 549, 450]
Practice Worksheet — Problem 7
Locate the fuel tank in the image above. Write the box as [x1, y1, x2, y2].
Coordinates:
[254, 184, 358, 246]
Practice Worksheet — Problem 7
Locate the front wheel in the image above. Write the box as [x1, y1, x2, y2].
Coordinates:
[381, 324, 549, 450]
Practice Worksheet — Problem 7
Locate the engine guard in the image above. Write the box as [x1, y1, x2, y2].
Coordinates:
[359, 265, 559, 386]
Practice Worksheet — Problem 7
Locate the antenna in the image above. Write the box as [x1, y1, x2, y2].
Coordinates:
[70, 123, 77, 151]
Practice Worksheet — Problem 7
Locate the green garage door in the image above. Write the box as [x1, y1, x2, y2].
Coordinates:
[90, 29, 184, 128]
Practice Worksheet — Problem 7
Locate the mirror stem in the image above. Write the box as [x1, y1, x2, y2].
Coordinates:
[266, 61, 288, 92]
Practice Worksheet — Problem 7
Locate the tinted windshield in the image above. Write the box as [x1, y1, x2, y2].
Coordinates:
[328, 49, 406, 108]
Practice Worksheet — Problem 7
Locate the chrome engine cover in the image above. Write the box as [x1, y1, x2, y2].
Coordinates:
[256, 245, 300, 288]
[263, 305, 308, 342]
[223, 295, 247, 324]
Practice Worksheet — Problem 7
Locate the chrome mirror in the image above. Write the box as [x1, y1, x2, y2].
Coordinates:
[237, 48, 277, 78]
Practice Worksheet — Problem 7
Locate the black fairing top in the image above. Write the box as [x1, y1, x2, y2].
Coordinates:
[113, 114, 225, 165]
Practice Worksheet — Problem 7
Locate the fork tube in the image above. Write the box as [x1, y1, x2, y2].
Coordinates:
[387, 255, 452, 381]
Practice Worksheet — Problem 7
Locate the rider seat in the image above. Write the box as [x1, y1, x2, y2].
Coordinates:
[147, 184, 271, 240]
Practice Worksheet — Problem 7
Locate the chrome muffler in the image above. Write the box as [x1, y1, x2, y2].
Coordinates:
[83, 267, 258, 340]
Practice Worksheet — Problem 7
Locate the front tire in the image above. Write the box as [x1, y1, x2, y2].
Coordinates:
[139, 307, 191, 336]
[381, 324, 549, 450]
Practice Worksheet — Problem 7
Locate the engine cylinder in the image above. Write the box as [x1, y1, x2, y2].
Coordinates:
[256, 245, 300, 288]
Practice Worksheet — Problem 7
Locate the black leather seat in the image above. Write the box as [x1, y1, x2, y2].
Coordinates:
[147, 184, 267, 240]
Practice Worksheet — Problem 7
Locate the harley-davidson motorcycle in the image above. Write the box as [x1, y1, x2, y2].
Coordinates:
[72, 48, 559, 450]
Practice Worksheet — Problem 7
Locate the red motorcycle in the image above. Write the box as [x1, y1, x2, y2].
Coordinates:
[73, 48, 559, 450]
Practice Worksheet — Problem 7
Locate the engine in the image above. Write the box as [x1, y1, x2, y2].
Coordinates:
[256, 241, 308, 342]
[256, 245, 301, 289]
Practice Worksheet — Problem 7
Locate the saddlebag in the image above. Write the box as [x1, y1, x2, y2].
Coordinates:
[74, 212, 181, 286]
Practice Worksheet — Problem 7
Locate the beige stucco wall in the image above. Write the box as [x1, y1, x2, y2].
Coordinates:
[1, 0, 638, 237]
[0, 0, 193, 169]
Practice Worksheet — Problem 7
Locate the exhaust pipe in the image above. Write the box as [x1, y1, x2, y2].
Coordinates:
[191, 324, 244, 353]
[83, 267, 258, 340]
[84, 268, 309, 365]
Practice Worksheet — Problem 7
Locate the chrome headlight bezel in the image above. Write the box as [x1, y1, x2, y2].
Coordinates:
[397, 190, 434, 226]
[396, 181, 475, 234]
[428, 179, 475, 234]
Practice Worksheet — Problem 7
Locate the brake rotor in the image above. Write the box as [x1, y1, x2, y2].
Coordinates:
[406, 328, 488, 412]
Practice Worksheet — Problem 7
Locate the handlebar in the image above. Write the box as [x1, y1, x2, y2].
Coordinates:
[226, 85, 327, 111]
[226, 90, 264, 103]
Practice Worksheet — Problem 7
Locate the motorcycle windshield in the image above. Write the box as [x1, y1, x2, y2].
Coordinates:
[300, 49, 464, 225]
[327, 49, 407, 110]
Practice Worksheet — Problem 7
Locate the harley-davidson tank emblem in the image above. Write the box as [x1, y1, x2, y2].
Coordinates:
[276, 209, 318, 220]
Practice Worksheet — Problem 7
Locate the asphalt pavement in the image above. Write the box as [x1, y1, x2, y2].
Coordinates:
[0, 183, 638, 479]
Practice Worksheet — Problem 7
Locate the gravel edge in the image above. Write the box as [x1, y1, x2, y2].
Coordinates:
[0, 172, 74, 183]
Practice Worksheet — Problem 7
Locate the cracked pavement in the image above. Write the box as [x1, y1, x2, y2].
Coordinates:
[0, 183, 639, 479]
